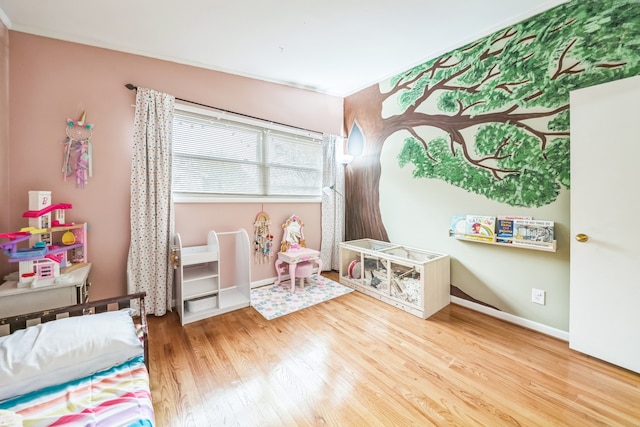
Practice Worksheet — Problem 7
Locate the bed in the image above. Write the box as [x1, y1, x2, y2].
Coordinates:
[0, 292, 155, 427]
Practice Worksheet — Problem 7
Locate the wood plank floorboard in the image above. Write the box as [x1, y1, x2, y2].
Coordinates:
[148, 273, 640, 426]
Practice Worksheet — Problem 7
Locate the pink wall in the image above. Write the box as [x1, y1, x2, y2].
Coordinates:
[175, 203, 320, 288]
[0, 20, 9, 275]
[0, 19, 7, 196]
[8, 32, 343, 300]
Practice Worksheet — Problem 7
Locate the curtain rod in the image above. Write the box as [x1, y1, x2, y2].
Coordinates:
[124, 83, 323, 136]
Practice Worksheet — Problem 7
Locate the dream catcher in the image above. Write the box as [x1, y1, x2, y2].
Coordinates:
[62, 111, 93, 188]
[253, 211, 274, 264]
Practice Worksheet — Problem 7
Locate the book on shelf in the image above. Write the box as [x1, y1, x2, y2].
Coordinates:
[512, 219, 555, 248]
[449, 215, 467, 237]
[496, 215, 533, 244]
[464, 215, 496, 242]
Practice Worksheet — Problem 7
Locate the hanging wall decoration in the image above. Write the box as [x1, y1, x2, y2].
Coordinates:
[253, 211, 274, 264]
[62, 111, 93, 188]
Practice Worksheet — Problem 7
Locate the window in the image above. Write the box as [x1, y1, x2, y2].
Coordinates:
[172, 105, 323, 200]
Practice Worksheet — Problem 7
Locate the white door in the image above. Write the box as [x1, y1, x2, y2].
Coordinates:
[569, 75, 640, 373]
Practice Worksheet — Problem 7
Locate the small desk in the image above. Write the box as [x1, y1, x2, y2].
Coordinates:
[274, 248, 323, 292]
[0, 263, 91, 318]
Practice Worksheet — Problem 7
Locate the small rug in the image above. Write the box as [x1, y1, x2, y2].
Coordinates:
[251, 275, 353, 320]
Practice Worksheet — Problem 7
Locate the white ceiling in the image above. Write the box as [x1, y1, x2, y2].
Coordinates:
[0, 0, 568, 97]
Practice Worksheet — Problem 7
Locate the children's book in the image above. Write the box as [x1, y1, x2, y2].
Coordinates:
[449, 215, 467, 237]
[496, 215, 533, 244]
[512, 219, 555, 248]
[464, 215, 496, 242]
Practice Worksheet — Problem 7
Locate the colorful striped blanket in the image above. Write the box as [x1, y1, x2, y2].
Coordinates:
[0, 355, 154, 427]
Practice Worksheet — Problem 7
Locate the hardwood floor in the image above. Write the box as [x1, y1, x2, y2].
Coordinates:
[148, 273, 640, 426]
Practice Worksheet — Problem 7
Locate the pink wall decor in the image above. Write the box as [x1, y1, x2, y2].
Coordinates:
[62, 111, 94, 188]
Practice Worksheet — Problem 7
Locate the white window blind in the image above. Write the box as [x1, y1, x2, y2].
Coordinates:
[172, 107, 323, 199]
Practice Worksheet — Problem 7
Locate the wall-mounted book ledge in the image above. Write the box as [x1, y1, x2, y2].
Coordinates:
[449, 214, 557, 253]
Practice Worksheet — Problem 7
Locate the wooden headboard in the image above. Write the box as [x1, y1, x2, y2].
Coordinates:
[0, 292, 149, 369]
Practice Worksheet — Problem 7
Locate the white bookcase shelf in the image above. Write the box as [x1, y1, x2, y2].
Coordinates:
[174, 229, 251, 325]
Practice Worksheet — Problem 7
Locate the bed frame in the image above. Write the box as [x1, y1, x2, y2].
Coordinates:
[0, 292, 149, 369]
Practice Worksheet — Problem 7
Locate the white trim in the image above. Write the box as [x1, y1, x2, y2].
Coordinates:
[175, 102, 324, 141]
[173, 194, 322, 204]
[4, 1, 569, 98]
[0, 7, 11, 28]
[6, 23, 344, 95]
[251, 273, 318, 289]
[450, 296, 569, 341]
[251, 276, 280, 289]
[247, 281, 571, 340]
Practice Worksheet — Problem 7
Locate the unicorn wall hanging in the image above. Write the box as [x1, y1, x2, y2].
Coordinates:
[253, 210, 274, 264]
[62, 111, 93, 188]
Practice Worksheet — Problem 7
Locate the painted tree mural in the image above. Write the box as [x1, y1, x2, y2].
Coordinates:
[344, 0, 640, 241]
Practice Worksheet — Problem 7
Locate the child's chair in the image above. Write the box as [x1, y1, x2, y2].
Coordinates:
[274, 214, 323, 292]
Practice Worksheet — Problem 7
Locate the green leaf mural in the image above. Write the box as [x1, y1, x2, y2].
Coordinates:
[390, 0, 640, 207]
[344, 0, 640, 241]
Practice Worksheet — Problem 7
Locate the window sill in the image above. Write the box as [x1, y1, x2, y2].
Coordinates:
[173, 194, 322, 204]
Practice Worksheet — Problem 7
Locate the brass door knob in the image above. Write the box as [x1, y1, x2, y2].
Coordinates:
[575, 233, 589, 242]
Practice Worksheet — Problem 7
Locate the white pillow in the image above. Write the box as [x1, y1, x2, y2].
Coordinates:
[0, 309, 143, 401]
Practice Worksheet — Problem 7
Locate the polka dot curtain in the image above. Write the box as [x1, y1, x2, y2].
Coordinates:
[127, 87, 175, 316]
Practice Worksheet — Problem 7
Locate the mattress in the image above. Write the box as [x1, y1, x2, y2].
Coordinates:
[0, 355, 154, 427]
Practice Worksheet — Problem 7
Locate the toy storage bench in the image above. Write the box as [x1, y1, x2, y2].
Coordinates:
[339, 239, 450, 319]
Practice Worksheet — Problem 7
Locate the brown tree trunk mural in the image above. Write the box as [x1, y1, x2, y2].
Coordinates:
[344, 86, 388, 242]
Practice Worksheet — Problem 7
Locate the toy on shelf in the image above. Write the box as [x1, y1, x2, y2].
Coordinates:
[253, 211, 274, 264]
[0, 191, 88, 288]
[62, 111, 94, 188]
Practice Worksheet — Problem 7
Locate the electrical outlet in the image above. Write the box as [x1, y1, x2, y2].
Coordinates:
[532, 288, 546, 305]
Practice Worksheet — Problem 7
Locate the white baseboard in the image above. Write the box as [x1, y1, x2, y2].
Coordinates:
[250, 265, 326, 289]
[251, 276, 283, 288]
[450, 296, 569, 341]
[180, 280, 568, 341]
